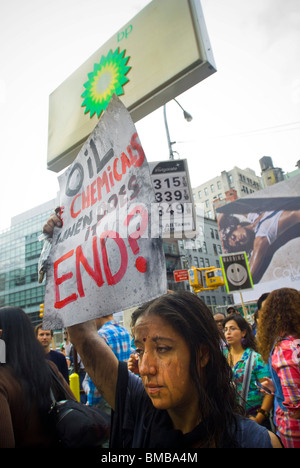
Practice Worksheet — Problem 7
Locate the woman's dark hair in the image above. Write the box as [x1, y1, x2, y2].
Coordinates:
[219, 214, 255, 254]
[223, 314, 257, 351]
[0, 307, 52, 416]
[131, 291, 242, 447]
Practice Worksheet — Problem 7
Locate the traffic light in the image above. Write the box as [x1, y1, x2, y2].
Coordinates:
[39, 303, 44, 318]
[205, 268, 225, 289]
[188, 267, 203, 293]
[188, 267, 225, 293]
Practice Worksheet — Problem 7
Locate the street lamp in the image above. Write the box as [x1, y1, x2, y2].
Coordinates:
[163, 98, 193, 160]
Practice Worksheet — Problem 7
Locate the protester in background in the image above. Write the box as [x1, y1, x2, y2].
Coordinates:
[83, 313, 132, 412]
[0, 307, 75, 447]
[214, 312, 227, 350]
[257, 288, 300, 448]
[257, 293, 270, 314]
[227, 306, 238, 316]
[35, 324, 69, 384]
[252, 309, 259, 337]
[63, 329, 72, 369]
[223, 314, 274, 429]
[253, 293, 270, 336]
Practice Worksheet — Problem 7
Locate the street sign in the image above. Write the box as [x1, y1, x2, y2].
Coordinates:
[173, 269, 189, 282]
[220, 252, 253, 293]
[148, 159, 197, 239]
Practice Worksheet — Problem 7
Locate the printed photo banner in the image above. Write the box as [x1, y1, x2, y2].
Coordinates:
[216, 175, 300, 288]
[43, 95, 167, 329]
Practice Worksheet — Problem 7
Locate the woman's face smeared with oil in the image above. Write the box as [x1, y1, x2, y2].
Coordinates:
[134, 314, 199, 413]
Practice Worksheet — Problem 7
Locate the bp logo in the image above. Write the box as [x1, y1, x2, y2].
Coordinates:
[81, 48, 131, 118]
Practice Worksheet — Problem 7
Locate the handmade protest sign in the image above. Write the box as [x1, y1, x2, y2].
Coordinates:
[43, 95, 167, 329]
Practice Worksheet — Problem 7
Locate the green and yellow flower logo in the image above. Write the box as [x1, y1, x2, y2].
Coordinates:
[81, 48, 131, 118]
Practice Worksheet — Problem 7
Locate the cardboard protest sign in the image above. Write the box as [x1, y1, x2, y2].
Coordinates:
[43, 95, 167, 329]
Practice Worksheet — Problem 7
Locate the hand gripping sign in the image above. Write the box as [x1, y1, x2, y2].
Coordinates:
[43, 95, 167, 329]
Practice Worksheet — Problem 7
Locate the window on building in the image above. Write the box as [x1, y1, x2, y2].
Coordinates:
[210, 184, 214, 193]
[198, 225, 204, 236]
[198, 190, 202, 198]
[204, 187, 208, 196]
[217, 180, 221, 190]
[210, 228, 214, 238]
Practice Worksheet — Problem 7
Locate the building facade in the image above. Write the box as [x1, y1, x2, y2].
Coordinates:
[0, 200, 56, 326]
[192, 166, 262, 219]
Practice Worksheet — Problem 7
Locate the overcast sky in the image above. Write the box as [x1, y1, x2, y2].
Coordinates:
[0, 0, 299, 231]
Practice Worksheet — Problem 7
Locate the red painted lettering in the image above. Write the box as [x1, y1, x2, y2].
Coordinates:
[131, 132, 145, 167]
[76, 236, 104, 297]
[127, 145, 137, 165]
[113, 157, 122, 182]
[121, 152, 132, 175]
[82, 185, 90, 210]
[90, 180, 97, 206]
[96, 172, 110, 201]
[100, 231, 128, 285]
[54, 250, 77, 308]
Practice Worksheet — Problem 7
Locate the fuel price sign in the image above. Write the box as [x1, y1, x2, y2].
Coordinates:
[148, 159, 196, 238]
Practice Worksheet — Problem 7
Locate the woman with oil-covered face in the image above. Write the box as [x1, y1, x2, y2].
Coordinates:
[125, 292, 281, 448]
[133, 313, 202, 430]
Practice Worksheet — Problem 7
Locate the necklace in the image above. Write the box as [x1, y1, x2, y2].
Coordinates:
[228, 348, 244, 367]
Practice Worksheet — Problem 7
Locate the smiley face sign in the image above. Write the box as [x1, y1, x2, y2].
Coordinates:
[221, 252, 253, 292]
[226, 263, 248, 287]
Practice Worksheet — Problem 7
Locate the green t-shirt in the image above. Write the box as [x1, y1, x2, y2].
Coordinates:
[223, 347, 271, 412]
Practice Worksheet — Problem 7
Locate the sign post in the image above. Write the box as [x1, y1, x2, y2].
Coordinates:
[173, 269, 189, 282]
[220, 252, 253, 317]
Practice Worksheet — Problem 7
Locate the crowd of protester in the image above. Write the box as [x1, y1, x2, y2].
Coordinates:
[0, 211, 299, 448]
[213, 289, 300, 448]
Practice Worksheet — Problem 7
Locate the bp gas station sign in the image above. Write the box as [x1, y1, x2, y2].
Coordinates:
[47, 0, 216, 172]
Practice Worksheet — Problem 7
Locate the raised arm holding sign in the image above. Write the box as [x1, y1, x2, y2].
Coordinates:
[43, 95, 167, 330]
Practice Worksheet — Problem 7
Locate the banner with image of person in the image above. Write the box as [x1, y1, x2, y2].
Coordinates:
[216, 175, 300, 294]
